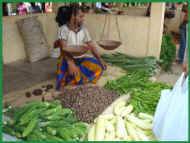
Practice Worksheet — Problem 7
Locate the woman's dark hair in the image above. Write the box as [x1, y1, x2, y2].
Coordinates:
[31, 2, 36, 7]
[55, 3, 85, 27]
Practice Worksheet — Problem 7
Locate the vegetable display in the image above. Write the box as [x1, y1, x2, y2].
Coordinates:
[159, 34, 176, 71]
[3, 101, 88, 141]
[101, 52, 158, 76]
[105, 71, 171, 114]
[3, 58, 171, 141]
[88, 100, 156, 141]
[56, 85, 119, 123]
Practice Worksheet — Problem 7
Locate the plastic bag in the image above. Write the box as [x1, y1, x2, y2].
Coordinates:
[3, 133, 19, 141]
[152, 89, 171, 137]
[153, 73, 188, 141]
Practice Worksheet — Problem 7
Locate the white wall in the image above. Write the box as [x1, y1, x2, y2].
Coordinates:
[3, 13, 57, 63]
[3, 3, 165, 64]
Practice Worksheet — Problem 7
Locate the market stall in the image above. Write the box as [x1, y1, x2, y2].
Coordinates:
[3, 2, 187, 142]
[3, 53, 172, 141]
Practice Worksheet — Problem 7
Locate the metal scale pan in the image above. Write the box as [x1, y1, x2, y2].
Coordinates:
[97, 12, 122, 50]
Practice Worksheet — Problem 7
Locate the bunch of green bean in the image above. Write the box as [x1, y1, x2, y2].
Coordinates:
[104, 71, 171, 114]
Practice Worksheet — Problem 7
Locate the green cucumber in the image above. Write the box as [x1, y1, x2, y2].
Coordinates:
[58, 128, 72, 141]
[22, 117, 38, 137]
[47, 127, 57, 136]
[45, 134, 63, 141]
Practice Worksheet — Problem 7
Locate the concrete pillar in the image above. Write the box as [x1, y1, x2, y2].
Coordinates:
[146, 3, 165, 59]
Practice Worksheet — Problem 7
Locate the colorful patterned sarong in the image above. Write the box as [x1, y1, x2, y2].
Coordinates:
[56, 55, 103, 90]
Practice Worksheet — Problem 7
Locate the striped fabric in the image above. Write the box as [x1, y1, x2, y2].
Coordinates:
[56, 56, 103, 90]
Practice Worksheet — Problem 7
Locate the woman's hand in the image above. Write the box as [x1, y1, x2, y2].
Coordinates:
[99, 59, 107, 70]
[54, 40, 60, 48]
[68, 60, 80, 77]
[59, 39, 79, 76]
[85, 42, 107, 70]
[82, 43, 91, 50]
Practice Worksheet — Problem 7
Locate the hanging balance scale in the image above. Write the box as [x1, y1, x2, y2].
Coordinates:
[97, 12, 122, 50]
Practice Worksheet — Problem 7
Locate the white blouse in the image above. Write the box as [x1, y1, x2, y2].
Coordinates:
[57, 24, 92, 46]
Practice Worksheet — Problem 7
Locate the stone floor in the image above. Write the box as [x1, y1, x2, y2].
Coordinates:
[155, 42, 183, 85]
[156, 63, 183, 85]
[3, 57, 184, 109]
[3, 56, 183, 96]
[3, 58, 57, 94]
[3, 64, 126, 107]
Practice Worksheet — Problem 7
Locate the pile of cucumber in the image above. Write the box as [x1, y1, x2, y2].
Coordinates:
[3, 101, 88, 141]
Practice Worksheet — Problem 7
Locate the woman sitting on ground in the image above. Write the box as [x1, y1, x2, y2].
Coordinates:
[54, 3, 107, 91]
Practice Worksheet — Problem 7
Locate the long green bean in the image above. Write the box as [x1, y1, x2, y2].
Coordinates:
[104, 71, 171, 115]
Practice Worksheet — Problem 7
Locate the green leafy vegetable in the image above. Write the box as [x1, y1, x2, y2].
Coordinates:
[104, 71, 171, 114]
[159, 34, 176, 71]
[101, 52, 158, 76]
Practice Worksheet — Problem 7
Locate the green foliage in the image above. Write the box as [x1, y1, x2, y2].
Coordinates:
[160, 34, 176, 71]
